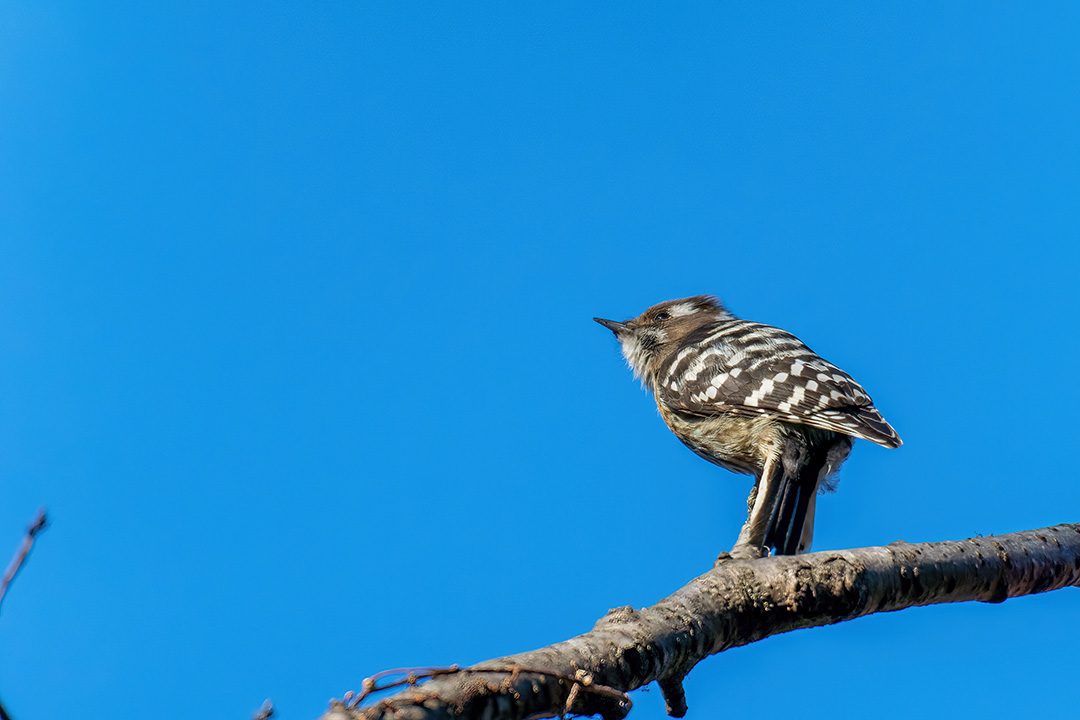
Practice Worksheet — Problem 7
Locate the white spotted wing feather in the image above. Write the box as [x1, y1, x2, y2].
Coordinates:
[656, 320, 902, 448]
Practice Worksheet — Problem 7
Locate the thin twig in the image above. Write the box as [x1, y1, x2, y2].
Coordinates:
[350, 666, 463, 707]
[0, 509, 48, 615]
[347, 663, 629, 711]
[0, 508, 48, 720]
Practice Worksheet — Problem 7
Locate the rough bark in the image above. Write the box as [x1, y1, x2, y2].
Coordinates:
[325, 523, 1080, 720]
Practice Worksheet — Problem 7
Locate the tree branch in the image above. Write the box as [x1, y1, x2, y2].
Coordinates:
[324, 523, 1080, 720]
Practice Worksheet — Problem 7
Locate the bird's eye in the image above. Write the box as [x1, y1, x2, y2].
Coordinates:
[654, 312, 670, 322]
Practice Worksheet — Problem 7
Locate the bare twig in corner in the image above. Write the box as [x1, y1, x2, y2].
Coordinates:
[0, 509, 49, 616]
[253, 699, 275, 720]
[0, 508, 49, 720]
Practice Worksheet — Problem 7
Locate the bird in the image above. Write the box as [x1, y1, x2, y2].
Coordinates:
[594, 295, 900, 559]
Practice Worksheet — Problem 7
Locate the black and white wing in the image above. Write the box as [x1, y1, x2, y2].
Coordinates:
[655, 319, 902, 448]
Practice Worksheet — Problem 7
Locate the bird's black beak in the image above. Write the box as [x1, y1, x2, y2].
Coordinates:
[594, 317, 628, 335]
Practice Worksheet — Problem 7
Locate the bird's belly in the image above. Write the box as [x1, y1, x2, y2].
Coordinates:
[681, 436, 756, 475]
[659, 408, 773, 476]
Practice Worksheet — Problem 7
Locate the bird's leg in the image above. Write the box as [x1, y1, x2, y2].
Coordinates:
[729, 454, 781, 559]
[745, 484, 758, 518]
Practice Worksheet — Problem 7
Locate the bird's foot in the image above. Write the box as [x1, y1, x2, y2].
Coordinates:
[720, 542, 767, 562]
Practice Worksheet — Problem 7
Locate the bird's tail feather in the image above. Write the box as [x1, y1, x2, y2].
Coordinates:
[764, 454, 826, 556]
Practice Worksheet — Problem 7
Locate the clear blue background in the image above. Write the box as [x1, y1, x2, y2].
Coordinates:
[2, 3, 1078, 719]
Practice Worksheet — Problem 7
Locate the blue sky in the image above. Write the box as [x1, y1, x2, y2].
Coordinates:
[2, 3, 1079, 719]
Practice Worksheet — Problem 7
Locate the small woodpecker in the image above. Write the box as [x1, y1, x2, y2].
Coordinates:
[596, 295, 900, 558]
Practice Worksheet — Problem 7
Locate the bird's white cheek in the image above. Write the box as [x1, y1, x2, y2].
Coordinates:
[620, 330, 664, 381]
[619, 336, 647, 378]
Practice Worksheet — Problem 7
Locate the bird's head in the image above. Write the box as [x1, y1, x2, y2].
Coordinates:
[594, 295, 729, 387]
